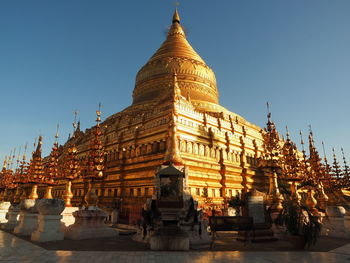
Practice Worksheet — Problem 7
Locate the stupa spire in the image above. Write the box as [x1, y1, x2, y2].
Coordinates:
[172, 8, 180, 24]
[133, 8, 219, 109]
[332, 148, 341, 179]
[341, 148, 350, 176]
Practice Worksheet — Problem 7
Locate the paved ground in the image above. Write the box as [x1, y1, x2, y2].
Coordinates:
[1, 230, 350, 262]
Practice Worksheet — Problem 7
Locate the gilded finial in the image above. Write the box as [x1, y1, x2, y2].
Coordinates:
[73, 110, 79, 132]
[341, 147, 350, 176]
[341, 148, 348, 167]
[172, 4, 180, 24]
[266, 102, 271, 122]
[15, 146, 21, 171]
[33, 137, 37, 154]
[285, 125, 290, 141]
[332, 148, 341, 179]
[10, 147, 16, 170]
[321, 141, 329, 166]
[308, 124, 314, 138]
[36, 135, 43, 153]
[23, 143, 27, 161]
[299, 130, 306, 157]
[96, 102, 102, 124]
[55, 123, 59, 144]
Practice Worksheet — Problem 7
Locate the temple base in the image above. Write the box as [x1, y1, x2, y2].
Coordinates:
[1, 205, 20, 231]
[150, 226, 189, 251]
[64, 208, 118, 240]
[13, 212, 38, 236]
[31, 214, 64, 242]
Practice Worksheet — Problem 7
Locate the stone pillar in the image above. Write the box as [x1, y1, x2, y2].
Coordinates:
[31, 199, 65, 242]
[0, 201, 11, 223]
[1, 204, 20, 231]
[13, 199, 38, 236]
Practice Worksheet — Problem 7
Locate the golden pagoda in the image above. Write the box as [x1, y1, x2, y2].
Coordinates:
[51, 10, 274, 223]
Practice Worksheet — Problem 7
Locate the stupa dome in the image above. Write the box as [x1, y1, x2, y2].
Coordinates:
[132, 9, 219, 111]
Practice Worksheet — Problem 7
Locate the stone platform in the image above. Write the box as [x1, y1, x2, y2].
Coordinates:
[65, 208, 118, 240]
[13, 212, 38, 236]
[150, 226, 189, 251]
[1, 204, 20, 231]
[1, 230, 350, 262]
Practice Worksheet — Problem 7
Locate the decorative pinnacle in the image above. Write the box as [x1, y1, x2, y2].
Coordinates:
[23, 143, 28, 161]
[16, 146, 21, 170]
[299, 130, 306, 157]
[332, 147, 337, 159]
[33, 137, 37, 154]
[321, 141, 328, 164]
[341, 147, 350, 176]
[285, 125, 290, 141]
[308, 124, 314, 139]
[73, 110, 79, 132]
[172, 7, 180, 24]
[96, 103, 102, 125]
[341, 148, 348, 166]
[266, 102, 271, 122]
[55, 123, 59, 144]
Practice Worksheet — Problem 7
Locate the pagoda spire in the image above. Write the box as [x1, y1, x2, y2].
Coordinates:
[262, 102, 280, 160]
[341, 148, 350, 177]
[321, 141, 332, 176]
[332, 148, 342, 179]
[47, 124, 60, 183]
[16, 143, 28, 184]
[172, 8, 180, 24]
[86, 103, 105, 179]
[281, 125, 301, 180]
[28, 136, 44, 184]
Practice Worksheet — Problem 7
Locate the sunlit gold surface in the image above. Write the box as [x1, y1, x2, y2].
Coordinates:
[21, 9, 335, 222]
[28, 184, 38, 200]
[133, 10, 218, 110]
[289, 181, 301, 205]
[44, 10, 269, 216]
[305, 189, 317, 210]
[63, 180, 73, 207]
[44, 185, 53, 199]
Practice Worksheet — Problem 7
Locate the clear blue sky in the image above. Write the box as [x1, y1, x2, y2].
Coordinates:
[0, 0, 349, 166]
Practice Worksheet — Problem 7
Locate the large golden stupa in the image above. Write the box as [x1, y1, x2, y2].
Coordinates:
[52, 10, 267, 223]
